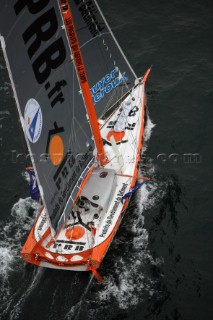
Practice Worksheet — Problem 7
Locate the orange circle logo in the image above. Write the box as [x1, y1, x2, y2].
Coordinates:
[49, 135, 64, 166]
[65, 226, 85, 240]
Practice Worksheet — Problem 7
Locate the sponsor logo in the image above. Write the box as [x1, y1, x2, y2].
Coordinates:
[90, 69, 128, 104]
[14, 1, 66, 85]
[38, 214, 47, 232]
[99, 183, 128, 238]
[74, 0, 105, 37]
[24, 99, 43, 143]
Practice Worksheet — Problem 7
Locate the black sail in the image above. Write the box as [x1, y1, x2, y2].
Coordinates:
[69, 0, 137, 118]
[0, 1, 95, 235]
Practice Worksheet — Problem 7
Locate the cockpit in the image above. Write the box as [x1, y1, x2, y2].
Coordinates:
[79, 168, 116, 213]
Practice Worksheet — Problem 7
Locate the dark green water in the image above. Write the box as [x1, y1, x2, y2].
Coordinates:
[0, 0, 213, 319]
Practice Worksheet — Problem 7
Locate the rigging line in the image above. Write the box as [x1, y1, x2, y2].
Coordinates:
[62, 57, 75, 154]
[96, 33, 112, 75]
[74, 117, 92, 149]
[40, 92, 86, 205]
[59, 4, 93, 156]
[58, 2, 76, 145]
[118, 70, 134, 100]
[94, 0, 137, 79]
[79, 31, 111, 49]
[57, 1, 89, 142]
[82, 0, 115, 75]
[72, 62, 76, 143]
[99, 87, 130, 120]
[64, 57, 73, 144]
[104, 155, 117, 166]
[82, 0, 134, 124]
[99, 81, 130, 120]
[99, 82, 118, 118]
[83, 0, 117, 76]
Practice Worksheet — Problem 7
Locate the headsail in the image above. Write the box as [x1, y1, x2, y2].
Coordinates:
[69, 0, 137, 118]
[0, 1, 95, 235]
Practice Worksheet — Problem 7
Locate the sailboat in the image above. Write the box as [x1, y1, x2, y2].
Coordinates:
[0, 0, 150, 280]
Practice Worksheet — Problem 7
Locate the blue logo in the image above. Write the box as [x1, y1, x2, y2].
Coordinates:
[24, 99, 43, 143]
[90, 69, 128, 105]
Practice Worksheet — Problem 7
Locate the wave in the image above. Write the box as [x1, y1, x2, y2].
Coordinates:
[0, 114, 166, 320]
[64, 115, 166, 320]
[0, 197, 40, 319]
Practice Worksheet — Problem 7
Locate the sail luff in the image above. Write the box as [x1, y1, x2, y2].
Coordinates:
[0, 1, 96, 235]
[59, 0, 107, 166]
[0, 35, 55, 236]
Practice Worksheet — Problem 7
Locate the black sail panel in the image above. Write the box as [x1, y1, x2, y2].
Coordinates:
[69, 0, 137, 118]
[0, 1, 95, 235]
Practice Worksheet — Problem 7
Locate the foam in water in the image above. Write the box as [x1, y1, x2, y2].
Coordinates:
[0, 197, 40, 279]
[0, 247, 14, 278]
[66, 115, 166, 319]
[0, 81, 11, 94]
[0, 63, 6, 70]
[0, 193, 41, 319]
[0, 113, 165, 320]
[95, 183, 164, 312]
[143, 113, 155, 145]
[97, 115, 157, 302]
[21, 170, 30, 183]
[9, 268, 44, 320]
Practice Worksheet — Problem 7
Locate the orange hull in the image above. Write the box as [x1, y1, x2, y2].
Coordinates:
[21, 199, 129, 272]
[21, 73, 150, 278]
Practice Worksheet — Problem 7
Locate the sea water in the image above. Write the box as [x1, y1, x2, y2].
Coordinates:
[0, 0, 212, 319]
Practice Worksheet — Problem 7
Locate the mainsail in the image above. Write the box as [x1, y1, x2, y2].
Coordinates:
[0, 0, 137, 236]
[0, 1, 95, 235]
[69, 0, 137, 118]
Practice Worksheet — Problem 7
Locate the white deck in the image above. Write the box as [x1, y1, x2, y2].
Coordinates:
[34, 82, 145, 256]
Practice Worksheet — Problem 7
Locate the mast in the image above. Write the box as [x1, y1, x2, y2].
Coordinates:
[59, 0, 107, 166]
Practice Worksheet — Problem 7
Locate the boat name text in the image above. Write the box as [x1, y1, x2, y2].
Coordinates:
[38, 213, 47, 232]
[14, 0, 66, 84]
[99, 183, 128, 238]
